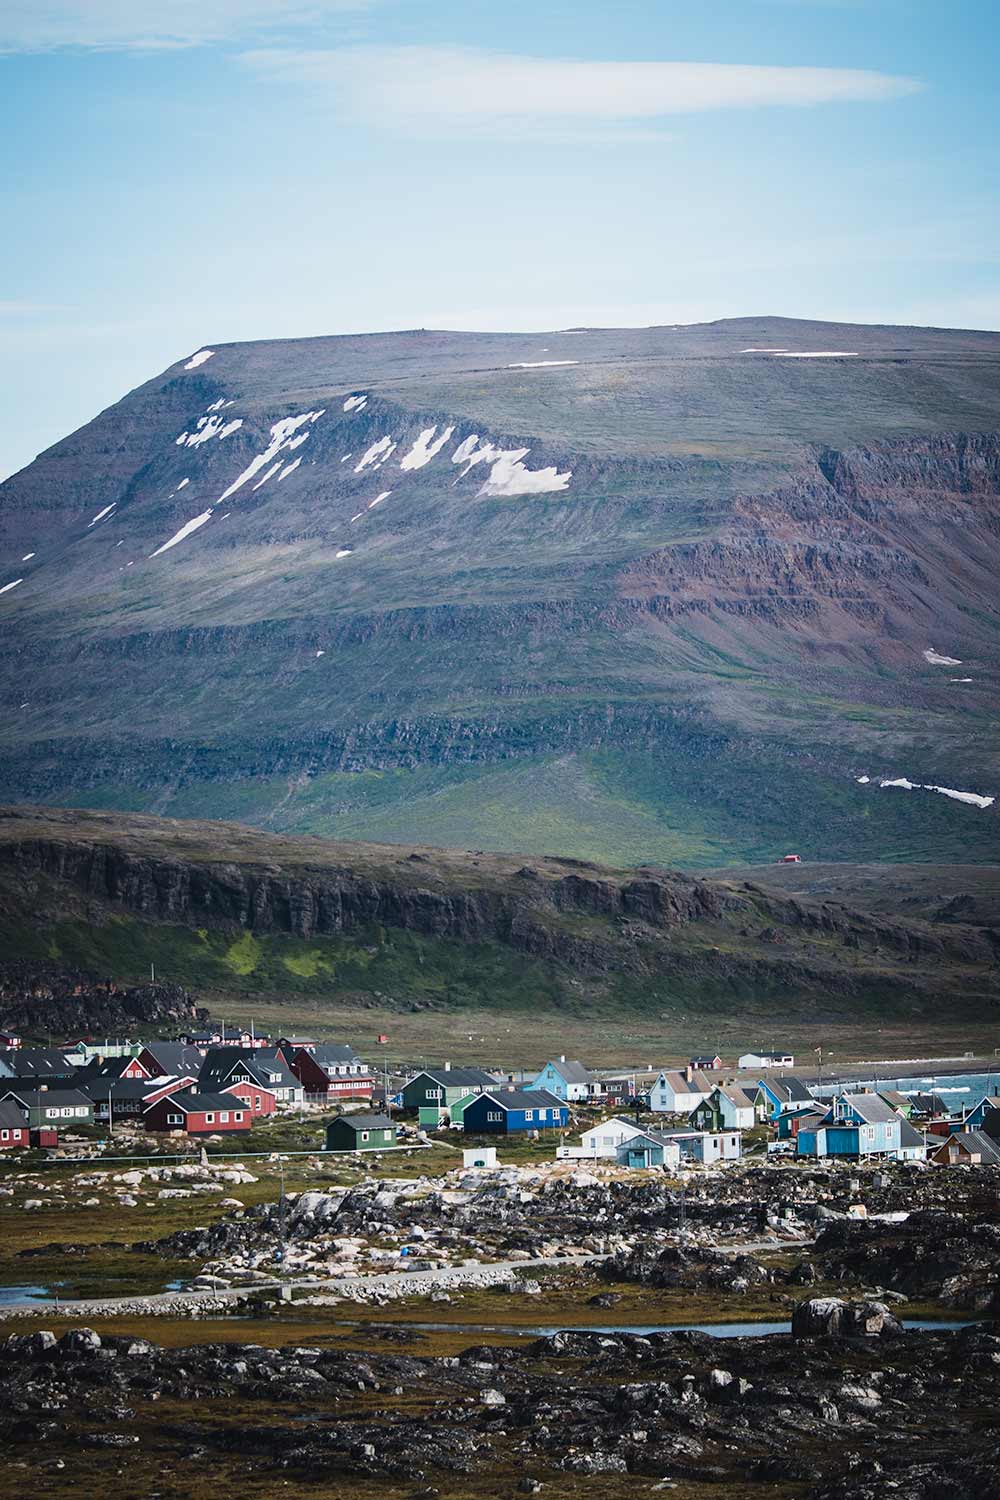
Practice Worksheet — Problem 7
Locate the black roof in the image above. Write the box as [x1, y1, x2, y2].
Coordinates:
[141, 1041, 206, 1074]
[332, 1114, 395, 1131]
[304, 1044, 362, 1064]
[1, 1087, 92, 1109]
[473, 1089, 565, 1111]
[151, 1092, 251, 1113]
[0, 1047, 74, 1076]
[411, 1066, 497, 1088]
[0, 1100, 26, 1129]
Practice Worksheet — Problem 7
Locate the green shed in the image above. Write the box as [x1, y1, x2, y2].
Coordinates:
[326, 1113, 396, 1152]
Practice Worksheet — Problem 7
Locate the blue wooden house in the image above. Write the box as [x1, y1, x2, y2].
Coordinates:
[462, 1089, 568, 1134]
[529, 1058, 601, 1102]
[796, 1092, 903, 1159]
[754, 1075, 814, 1121]
[962, 1094, 1000, 1129]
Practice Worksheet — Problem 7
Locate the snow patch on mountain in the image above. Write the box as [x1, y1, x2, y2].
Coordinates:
[355, 436, 396, 472]
[176, 413, 243, 449]
[506, 361, 578, 369]
[150, 510, 213, 557]
[0, 578, 23, 596]
[862, 774, 994, 810]
[343, 395, 368, 412]
[278, 457, 302, 481]
[184, 350, 215, 370]
[87, 503, 116, 527]
[479, 453, 572, 497]
[216, 410, 324, 503]
[924, 647, 962, 666]
[368, 490, 391, 509]
[400, 425, 455, 471]
[252, 462, 283, 491]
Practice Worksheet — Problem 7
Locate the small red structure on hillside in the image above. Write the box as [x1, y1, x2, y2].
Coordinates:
[779, 854, 802, 863]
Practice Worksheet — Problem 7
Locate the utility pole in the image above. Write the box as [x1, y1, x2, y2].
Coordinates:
[276, 1158, 287, 1269]
[815, 1045, 823, 1093]
[150, 962, 155, 984]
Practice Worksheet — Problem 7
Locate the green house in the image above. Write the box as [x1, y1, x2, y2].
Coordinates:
[326, 1114, 396, 1152]
[1, 1088, 95, 1130]
[401, 1068, 497, 1118]
[418, 1091, 479, 1129]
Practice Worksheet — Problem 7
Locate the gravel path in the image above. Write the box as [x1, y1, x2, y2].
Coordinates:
[0, 1235, 811, 1320]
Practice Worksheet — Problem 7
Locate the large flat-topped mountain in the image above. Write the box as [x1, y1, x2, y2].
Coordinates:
[1, 317, 998, 866]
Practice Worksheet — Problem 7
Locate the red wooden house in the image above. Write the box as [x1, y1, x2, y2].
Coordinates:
[222, 1079, 276, 1117]
[0, 1100, 28, 1149]
[289, 1044, 375, 1100]
[143, 1092, 252, 1136]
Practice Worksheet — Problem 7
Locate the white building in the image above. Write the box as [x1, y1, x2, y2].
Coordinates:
[647, 1069, 713, 1114]
[738, 1050, 794, 1070]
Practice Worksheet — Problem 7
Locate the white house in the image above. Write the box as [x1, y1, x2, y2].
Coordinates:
[738, 1050, 794, 1070]
[647, 1069, 713, 1115]
[530, 1057, 603, 1103]
[691, 1084, 758, 1131]
[558, 1116, 647, 1159]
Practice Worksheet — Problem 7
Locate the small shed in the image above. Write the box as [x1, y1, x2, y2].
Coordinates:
[326, 1114, 396, 1152]
[463, 1146, 498, 1169]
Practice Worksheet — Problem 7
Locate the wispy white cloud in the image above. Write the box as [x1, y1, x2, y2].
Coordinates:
[0, 1, 373, 53]
[242, 45, 920, 137]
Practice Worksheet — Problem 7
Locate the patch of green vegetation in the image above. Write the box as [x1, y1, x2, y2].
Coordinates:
[224, 931, 262, 976]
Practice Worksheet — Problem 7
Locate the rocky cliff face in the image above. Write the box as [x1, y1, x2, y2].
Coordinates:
[1, 320, 998, 867]
[0, 961, 204, 1038]
[1, 808, 996, 1018]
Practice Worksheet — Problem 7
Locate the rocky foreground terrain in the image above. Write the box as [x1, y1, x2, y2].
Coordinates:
[3, 1310, 999, 1499]
[155, 1159, 1000, 1317]
[2, 1153, 999, 1497]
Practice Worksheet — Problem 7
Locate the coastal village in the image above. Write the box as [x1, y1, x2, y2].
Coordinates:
[1, 1023, 998, 1500]
[1, 1025, 997, 1169]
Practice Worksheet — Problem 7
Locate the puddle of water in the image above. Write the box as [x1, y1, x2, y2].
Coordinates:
[400, 1317, 975, 1339]
[0, 1285, 55, 1306]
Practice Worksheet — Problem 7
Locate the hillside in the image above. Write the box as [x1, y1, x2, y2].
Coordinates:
[1, 807, 997, 1027]
[1, 317, 999, 866]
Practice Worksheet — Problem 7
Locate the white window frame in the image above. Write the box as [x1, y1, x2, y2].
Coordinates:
[205, 1112, 215, 1123]
[234, 1111, 244, 1122]
[361, 1130, 370, 1142]
[167, 1113, 183, 1125]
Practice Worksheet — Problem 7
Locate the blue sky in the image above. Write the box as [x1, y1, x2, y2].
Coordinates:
[1, 0, 997, 479]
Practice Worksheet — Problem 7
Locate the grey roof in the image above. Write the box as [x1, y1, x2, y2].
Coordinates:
[413, 1066, 497, 1088]
[1, 1088, 92, 1109]
[142, 1042, 206, 1074]
[477, 1089, 565, 1111]
[543, 1059, 593, 1084]
[333, 1114, 395, 1131]
[717, 1085, 757, 1109]
[775, 1076, 813, 1103]
[840, 1093, 902, 1125]
[0, 1100, 26, 1130]
[877, 1089, 911, 1109]
[934, 1131, 1000, 1165]
[897, 1119, 926, 1149]
[304, 1044, 361, 1064]
[79, 1076, 186, 1102]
